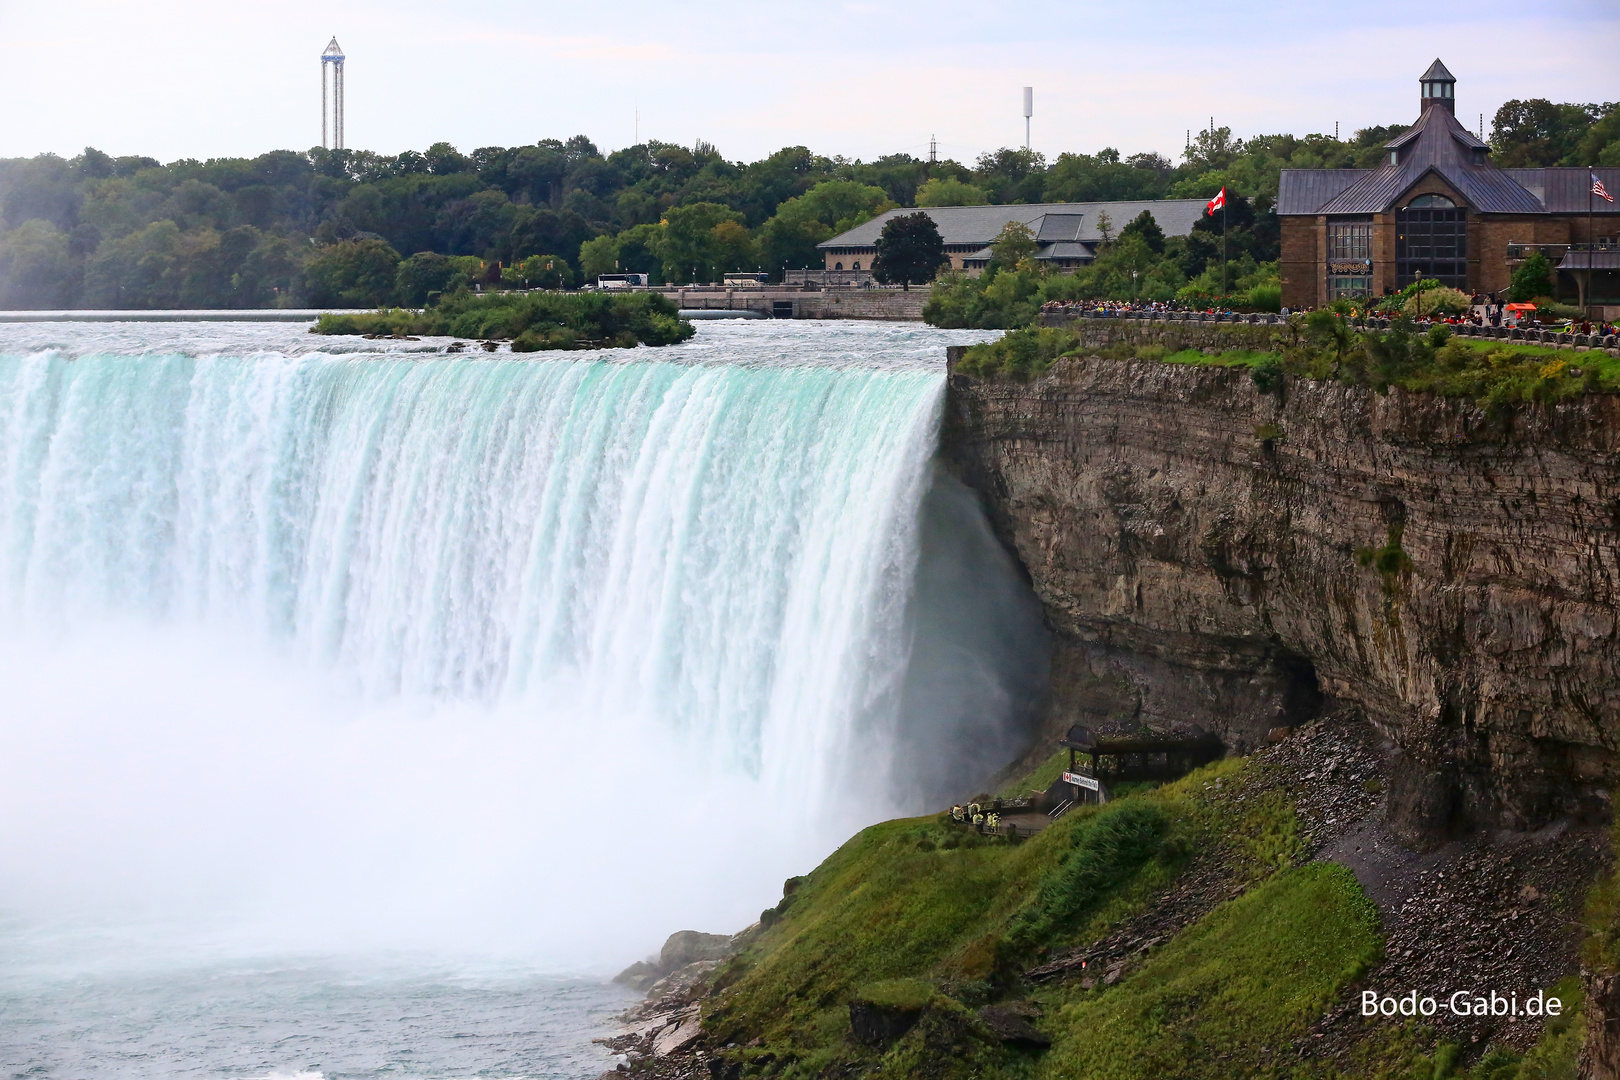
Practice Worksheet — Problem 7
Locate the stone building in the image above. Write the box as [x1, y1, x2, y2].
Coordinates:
[1278, 60, 1620, 313]
[816, 200, 1206, 276]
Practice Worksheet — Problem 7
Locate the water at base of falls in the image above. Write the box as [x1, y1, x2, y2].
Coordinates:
[0, 319, 1044, 1078]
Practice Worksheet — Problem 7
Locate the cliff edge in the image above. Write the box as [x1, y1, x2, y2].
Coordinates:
[941, 349, 1620, 844]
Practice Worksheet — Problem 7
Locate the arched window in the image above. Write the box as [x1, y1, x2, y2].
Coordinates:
[853, 261, 861, 271]
[1406, 194, 1456, 208]
[835, 262, 843, 271]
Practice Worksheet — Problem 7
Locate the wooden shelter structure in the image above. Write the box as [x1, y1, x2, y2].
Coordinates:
[1060, 724, 1224, 788]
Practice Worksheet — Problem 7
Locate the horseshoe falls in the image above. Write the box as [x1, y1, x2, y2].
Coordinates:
[0, 322, 1045, 1004]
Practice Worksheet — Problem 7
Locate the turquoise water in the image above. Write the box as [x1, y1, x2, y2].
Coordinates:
[0, 319, 1033, 1078]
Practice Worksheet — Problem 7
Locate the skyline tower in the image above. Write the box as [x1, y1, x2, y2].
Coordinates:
[321, 37, 345, 150]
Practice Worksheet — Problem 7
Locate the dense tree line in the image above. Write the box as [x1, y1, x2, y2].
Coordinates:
[1, 97, 1614, 308]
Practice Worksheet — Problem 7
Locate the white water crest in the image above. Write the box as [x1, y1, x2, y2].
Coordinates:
[0, 321, 1041, 973]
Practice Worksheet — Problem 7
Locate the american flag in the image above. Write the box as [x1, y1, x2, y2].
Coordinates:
[1596, 172, 1614, 203]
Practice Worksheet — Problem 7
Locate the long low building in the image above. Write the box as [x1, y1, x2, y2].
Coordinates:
[816, 200, 1208, 275]
[1279, 59, 1619, 312]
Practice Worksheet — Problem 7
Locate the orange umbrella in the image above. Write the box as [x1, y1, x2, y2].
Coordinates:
[1504, 302, 1537, 312]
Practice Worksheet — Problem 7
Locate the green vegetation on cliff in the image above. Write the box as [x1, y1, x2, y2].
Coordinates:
[694, 742, 1592, 1080]
[700, 759, 1393, 1080]
[954, 317, 1614, 408]
[311, 289, 694, 350]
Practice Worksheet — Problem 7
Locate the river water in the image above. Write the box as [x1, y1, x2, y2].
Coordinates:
[0, 318, 1042, 1078]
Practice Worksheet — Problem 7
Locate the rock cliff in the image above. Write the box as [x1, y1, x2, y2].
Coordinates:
[942, 349, 1620, 843]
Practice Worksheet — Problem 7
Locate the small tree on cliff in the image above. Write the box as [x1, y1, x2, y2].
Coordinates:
[989, 220, 1039, 269]
[871, 212, 947, 291]
[1508, 252, 1554, 303]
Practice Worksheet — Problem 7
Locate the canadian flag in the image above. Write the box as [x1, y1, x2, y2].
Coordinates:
[1206, 187, 1226, 215]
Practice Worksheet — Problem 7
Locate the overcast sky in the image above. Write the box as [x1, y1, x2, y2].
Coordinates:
[2, 1, 1617, 167]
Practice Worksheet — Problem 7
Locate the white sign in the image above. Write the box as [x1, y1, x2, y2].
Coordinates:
[1063, 771, 1099, 791]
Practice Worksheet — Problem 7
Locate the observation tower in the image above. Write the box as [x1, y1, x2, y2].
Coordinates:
[321, 37, 346, 149]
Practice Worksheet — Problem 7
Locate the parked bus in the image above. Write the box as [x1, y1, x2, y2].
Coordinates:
[596, 273, 650, 289]
[722, 272, 771, 286]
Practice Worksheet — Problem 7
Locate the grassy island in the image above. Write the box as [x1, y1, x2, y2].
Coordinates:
[311, 290, 695, 351]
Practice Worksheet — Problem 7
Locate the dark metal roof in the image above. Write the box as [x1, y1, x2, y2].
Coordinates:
[1277, 169, 1368, 216]
[1557, 250, 1620, 270]
[816, 200, 1206, 249]
[1034, 213, 1084, 242]
[1036, 241, 1096, 260]
[1312, 107, 1544, 215]
[1385, 103, 1486, 150]
[960, 240, 1098, 264]
[1420, 58, 1455, 82]
[1511, 168, 1620, 214]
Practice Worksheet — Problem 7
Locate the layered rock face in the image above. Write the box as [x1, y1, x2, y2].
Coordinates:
[942, 352, 1620, 842]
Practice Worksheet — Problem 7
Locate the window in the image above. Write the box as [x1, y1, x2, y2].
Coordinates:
[1329, 275, 1372, 299]
[834, 262, 843, 270]
[853, 261, 861, 271]
[1396, 203, 1467, 289]
[1328, 220, 1372, 260]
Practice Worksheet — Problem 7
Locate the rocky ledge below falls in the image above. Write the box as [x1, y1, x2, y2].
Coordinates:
[942, 350, 1620, 845]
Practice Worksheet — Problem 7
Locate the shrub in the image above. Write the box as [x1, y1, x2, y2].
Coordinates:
[998, 800, 1169, 961]
[1403, 285, 1471, 318]
[953, 327, 1081, 379]
[1245, 283, 1282, 312]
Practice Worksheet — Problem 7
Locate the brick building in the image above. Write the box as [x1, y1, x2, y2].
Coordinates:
[1278, 60, 1620, 313]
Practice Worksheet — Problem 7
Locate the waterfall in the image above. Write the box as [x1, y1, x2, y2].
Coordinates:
[0, 334, 1042, 966]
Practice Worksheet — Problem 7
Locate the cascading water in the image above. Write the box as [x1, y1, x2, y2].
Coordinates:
[0, 320, 1045, 1077]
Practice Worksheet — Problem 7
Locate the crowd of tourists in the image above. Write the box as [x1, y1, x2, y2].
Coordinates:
[1038, 295, 1616, 338]
[1040, 299, 1214, 317]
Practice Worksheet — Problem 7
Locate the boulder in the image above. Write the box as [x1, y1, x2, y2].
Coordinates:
[612, 959, 663, 993]
[660, 930, 736, 972]
[644, 959, 721, 1002]
[652, 1004, 704, 1056]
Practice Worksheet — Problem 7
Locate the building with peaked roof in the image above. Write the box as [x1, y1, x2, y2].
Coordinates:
[1279, 60, 1620, 312]
[816, 200, 1207, 276]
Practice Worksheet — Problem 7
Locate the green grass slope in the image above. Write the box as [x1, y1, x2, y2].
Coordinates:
[697, 752, 1586, 1080]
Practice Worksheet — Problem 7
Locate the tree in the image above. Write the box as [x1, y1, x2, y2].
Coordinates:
[1490, 99, 1604, 167]
[871, 211, 946, 290]
[756, 179, 891, 273]
[502, 254, 574, 290]
[972, 147, 1047, 204]
[396, 252, 461, 305]
[989, 220, 1039, 269]
[711, 220, 756, 273]
[0, 219, 72, 308]
[660, 201, 745, 283]
[1120, 209, 1165, 254]
[915, 176, 989, 207]
[578, 234, 620, 280]
[1508, 252, 1554, 303]
[615, 223, 665, 279]
[304, 237, 401, 307]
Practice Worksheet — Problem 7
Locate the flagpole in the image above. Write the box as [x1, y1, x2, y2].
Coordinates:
[1221, 191, 1228, 300]
[1588, 170, 1595, 317]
